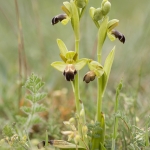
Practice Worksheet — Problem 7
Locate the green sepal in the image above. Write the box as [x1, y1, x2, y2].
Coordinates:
[61, 16, 70, 25]
[62, 5, 70, 17]
[65, 51, 77, 63]
[63, 1, 71, 16]
[60, 53, 67, 62]
[89, 7, 95, 18]
[107, 19, 119, 31]
[107, 31, 116, 41]
[57, 39, 68, 56]
[75, 58, 88, 70]
[51, 61, 66, 72]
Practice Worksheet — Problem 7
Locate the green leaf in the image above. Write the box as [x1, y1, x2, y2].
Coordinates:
[51, 61, 66, 72]
[21, 106, 32, 114]
[34, 103, 46, 113]
[35, 82, 45, 93]
[57, 39, 68, 56]
[100, 143, 107, 150]
[103, 47, 115, 89]
[2, 125, 14, 137]
[16, 115, 27, 124]
[24, 73, 45, 93]
[31, 115, 42, 124]
[26, 92, 47, 103]
[97, 16, 108, 49]
[75, 58, 87, 70]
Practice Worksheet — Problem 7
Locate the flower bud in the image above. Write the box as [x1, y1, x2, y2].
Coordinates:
[82, 125, 88, 136]
[83, 71, 96, 83]
[74, 134, 81, 144]
[51, 14, 67, 25]
[93, 8, 103, 21]
[75, 0, 86, 8]
[102, 1, 111, 15]
[80, 108, 85, 117]
[63, 64, 77, 81]
[69, 118, 75, 124]
[68, 132, 75, 141]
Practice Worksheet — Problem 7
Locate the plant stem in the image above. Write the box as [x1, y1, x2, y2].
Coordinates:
[74, 39, 80, 114]
[112, 81, 122, 150]
[92, 17, 108, 150]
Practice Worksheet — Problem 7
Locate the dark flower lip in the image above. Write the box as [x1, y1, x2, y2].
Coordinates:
[63, 64, 77, 81]
[111, 30, 125, 44]
[51, 14, 67, 25]
[83, 71, 96, 83]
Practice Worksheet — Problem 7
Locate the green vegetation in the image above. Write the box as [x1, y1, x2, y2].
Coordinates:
[0, 0, 150, 150]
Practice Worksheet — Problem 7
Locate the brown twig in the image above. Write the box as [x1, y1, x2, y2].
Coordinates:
[14, 0, 28, 106]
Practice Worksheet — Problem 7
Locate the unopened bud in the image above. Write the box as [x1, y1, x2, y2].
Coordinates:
[102, 1, 111, 15]
[82, 125, 88, 135]
[93, 8, 103, 21]
[75, 0, 86, 8]
[80, 109, 85, 117]
[69, 118, 75, 124]
[74, 135, 81, 144]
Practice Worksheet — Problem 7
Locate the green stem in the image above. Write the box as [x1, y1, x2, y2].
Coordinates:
[74, 39, 80, 114]
[92, 17, 108, 150]
[112, 81, 122, 150]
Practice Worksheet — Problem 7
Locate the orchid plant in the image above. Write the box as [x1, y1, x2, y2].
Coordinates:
[44, 0, 125, 149]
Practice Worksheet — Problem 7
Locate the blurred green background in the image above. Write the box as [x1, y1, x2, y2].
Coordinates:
[0, 0, 150, 128]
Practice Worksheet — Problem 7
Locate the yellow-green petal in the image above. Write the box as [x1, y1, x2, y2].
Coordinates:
[51, 61, 66, 72]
